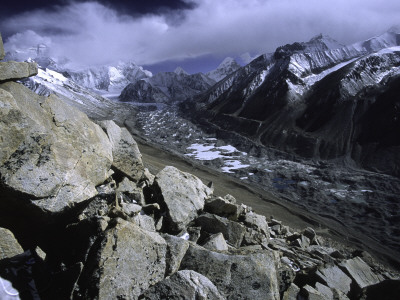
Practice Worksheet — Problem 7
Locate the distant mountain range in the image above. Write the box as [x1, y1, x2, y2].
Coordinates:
[183, 28, 400, 177]
[18, 27, 400, 177]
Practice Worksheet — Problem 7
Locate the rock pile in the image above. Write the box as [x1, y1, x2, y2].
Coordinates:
[0, 34, 399, 300]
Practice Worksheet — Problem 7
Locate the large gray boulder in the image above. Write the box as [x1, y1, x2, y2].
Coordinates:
[153, 166, 213, 232]
[162, 234, 190, 276]
[195, 213, 246, 248]
[204, 196, 239, 220]
[0, 227, 24, 259]
[180, 243, 280, 300]
[202, 233, 229, 251]
[316, 264, 352, 295]
[0, 82, 113, 213]
[340, 257, 383, 289]
[79, 219, 167, 300]
[98, 120, 144, 182]
[140, 270, 225, 300]
[0, 61, 38, 81]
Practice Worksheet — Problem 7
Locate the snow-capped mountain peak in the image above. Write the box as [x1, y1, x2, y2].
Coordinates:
[387, 25, 400, 34]
[174, 67, 189, 76]
[206, 57, 241, 82]
[306, 34, 344, 51]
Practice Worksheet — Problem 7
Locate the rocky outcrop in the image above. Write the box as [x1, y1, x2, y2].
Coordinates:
[153, 166, 213, 232]
[0, 81, 113, 213]
[78, 219, 167, 300]
[0, 228, 24, 260]
[140, 270, 225, 300]
[0, 61, 38, 82]
[98, 120, 144, 182]
[180, 244, 280, 299]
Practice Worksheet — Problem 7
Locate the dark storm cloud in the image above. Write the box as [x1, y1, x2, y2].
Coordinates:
[2, 0, 400, 69]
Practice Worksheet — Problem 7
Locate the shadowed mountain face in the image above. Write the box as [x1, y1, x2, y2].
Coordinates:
[184, 31, 400, 177]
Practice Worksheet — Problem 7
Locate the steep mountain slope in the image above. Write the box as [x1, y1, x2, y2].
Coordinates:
[185, 30, 400, 176]
[119, 70, 215, 104]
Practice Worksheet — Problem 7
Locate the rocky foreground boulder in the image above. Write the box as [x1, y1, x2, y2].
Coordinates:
[0, 34, 399, 300]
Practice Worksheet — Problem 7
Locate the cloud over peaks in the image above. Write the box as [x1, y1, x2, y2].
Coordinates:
[2, 0, 400, 68]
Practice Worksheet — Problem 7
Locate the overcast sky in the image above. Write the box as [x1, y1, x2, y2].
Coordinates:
[1, 0, 399, 73]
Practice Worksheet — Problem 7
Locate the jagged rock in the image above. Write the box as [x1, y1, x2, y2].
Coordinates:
[162, 234, 189, 276]
[0, 82, 113, 213]
[98, 120, 144, 182]
[120, 202, 142, 216]
[78, 219, 167, 300]
[187, 226, 202, 243]
[96, 180, 117, 195]
[340, 256, 383, 289]
[78, 197, 111, 220]
[0, 33, 4, 60]
[195, 213, 246, 248]
[0, 61, 38, 82]
[0, 227, 24, 259]
[332, 288, 350, 300]
[316, 282, 333, 300]
[140, 270, 225, 300]
[282, 283, 300, 300]
[204, 196, 239, 220]
[223, 194, 237, 204]
[316, 264, 352, 295]
[303, 227, 317, 244]
[302, 284, 326, 300]
[180, 243, 280, 300]
[202, 233, 229, 251]
[243, 227, 268, 246]
[277, 263, 296, 294]
[243, 211, 269, 237]
[117, 177, 145, 205]
[131, 213, 156, 232]
[153, 166, 212, 232]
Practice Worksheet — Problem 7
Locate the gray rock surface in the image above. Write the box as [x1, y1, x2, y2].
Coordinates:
[340, 257, 383, 289]
[153, 166, 212, 232]
[140, 270, 225, 300]
[163, 234, 190, 275]
[79, 219, 167, 300]
[282, 283, 300, 300]
[0, 61, 38, 81]
[202, 232, 229, 251]
[316, 282, 333, 300]
[303, 284, 326, 300]
[204, 196, 239, 220]
[243, 211, 269, 236]
[316, 264, 352, 295]
[195, 213, 246, 248]
[0, 82, 113, 213]
[98, 120, 144, 182]
[180, 243, 280, 300]
[0, 227, 24, 259]
[0, 33, 4, 60]
[131, 213, 156, 231]
[117, 177, 145, 205]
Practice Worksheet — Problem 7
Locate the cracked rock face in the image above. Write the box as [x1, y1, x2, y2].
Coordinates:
[153, 166, 213, 232]
[0, 82, 113, 213]
[78, 219, 167, 300]
[98, 119, 144, 182]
